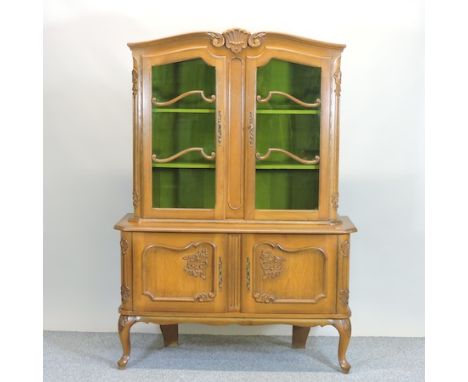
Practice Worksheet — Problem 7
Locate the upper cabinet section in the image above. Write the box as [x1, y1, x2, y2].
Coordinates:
[129, 29, 344, 222]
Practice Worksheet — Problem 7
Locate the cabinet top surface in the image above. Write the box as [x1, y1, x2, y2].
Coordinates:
[127, 29, 346, 51]
[114, 214, 357, 234]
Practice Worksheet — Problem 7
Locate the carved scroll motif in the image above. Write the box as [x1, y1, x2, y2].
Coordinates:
[257, 91, 321, 108]
[259, 252, 285, 279]
[331, 192, 339, 210]
[120, 239, 129, 256]
[194, 292, 215, 302]
[256, 148, 320, 165]
[132, 57, 138, 96]
[118, 315, 129, 332]
[132, 190, 139, 209]
[253, 292, 276, 303]
[120, 238, 130, 304]
[334, 56, 342, 97]
[152, 90, 215, 107]
[152, 147, 215, 163]
[183, 248, 209, 279]
[339, 289, 349, 306]
[208, 29, 266, 54]
[339, 240, 350, 257]
[121, 285, 131, 303]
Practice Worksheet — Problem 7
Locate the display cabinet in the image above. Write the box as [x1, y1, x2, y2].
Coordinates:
[114, 28, 356, 373]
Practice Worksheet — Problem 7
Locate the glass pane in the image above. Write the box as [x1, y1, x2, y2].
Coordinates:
[152, 59, 216, 209]
[256, 59, 321, 210]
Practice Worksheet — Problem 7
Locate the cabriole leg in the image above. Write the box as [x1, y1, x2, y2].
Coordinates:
[333, 319, 351, 373]
[160, 324, 179, 347]
[292, 325, 311, 348]
[117, 315, 139, 369]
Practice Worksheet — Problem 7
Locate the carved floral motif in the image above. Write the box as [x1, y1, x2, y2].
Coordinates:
[208, 29, 266, 54]
[259, 251, 285, 279]
[183, 248, 209, 279]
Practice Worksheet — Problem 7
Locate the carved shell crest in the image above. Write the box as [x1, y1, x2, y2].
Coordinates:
[208, 29, 266, 54]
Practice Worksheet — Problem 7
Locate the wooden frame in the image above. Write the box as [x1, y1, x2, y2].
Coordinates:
[131, 37, 228, 220]
[245, 47, 335, 221]
[116, 29, 355, 373]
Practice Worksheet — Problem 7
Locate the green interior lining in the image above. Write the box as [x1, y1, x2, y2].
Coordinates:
[152, 59, 216, 209]
[255, 59, 321, 210]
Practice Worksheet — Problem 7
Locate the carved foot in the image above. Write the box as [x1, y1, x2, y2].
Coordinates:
[292, 326, 311, 349]
[117, 315, 139, 369]
[332, 319, 351, 373]
[160, 324, 179, 347]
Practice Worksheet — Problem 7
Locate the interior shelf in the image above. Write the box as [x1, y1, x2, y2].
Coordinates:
[256, 164, 319, 170]
[153, 163, 215, 169]
[153, 108, 215, 113]
[256, 109, 320, 115]
[152, 108, 319, 115]
[152, 163, 319, 170]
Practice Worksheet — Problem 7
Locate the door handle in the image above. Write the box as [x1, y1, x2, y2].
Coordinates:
[218, 256, 223, 289]
[248, 112, 254, 147]
[246, 256, 251, 290]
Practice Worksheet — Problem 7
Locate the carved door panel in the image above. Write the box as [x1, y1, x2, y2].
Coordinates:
[241, 234, 337, 314]
[133, 233, 227, 313]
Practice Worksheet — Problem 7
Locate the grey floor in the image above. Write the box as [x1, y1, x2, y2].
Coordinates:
[44, 331, 424, 382]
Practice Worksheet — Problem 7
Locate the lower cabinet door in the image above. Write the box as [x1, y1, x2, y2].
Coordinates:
[241, 234, 338, 314]
[133, 233, 227, 313]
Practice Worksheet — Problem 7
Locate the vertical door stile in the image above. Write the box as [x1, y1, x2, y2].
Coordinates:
[226, 57, 244, 218]
[244, 57, 256, 219]
[228, 234, 241, 312]
[318, 58, 332, 220]
[215, 57, 227, 219]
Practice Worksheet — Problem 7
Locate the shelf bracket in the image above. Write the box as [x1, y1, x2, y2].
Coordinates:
[256, 148, 320, 165]
[152, 147, 216, 163]
[257, 91, 321, 108]
[152, 90, 216, 107]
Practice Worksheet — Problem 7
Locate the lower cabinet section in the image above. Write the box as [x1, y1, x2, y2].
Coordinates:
[117, 224, 354, 373]
[126, 232, 348, 315]
[242, 234, 338, 314]
[132, 233, 227, 313]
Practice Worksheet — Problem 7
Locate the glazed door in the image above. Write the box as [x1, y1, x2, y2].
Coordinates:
[245, 50, 334, 220]
[241, 234, 337, 314]
[133, 233, 227, 313]
[140, 49, 227, 219]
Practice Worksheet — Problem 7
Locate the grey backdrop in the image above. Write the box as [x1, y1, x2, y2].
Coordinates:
[44, 0, 424, 336]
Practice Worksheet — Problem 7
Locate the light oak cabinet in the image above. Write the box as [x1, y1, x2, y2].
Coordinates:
[115, 28, 356, 373]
